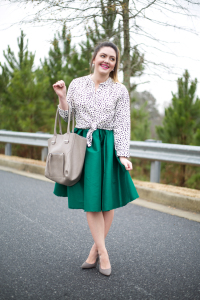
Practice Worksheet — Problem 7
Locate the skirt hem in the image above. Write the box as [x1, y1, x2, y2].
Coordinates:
[53, 191, 139, 212]
[67, 195, 139, 212]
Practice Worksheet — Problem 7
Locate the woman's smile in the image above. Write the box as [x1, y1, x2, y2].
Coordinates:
[100, 63, 109, 70]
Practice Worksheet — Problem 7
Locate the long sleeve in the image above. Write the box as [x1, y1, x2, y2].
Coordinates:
[58, 79, 76, 122]
[113, 85, 131, 157]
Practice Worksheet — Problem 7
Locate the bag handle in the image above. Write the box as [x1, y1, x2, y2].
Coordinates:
[53, 104, 75, 137]
[67, 104, 75, 134]
[54, 108, 63, 136]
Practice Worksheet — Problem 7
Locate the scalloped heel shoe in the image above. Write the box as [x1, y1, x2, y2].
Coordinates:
[81, 256, 99, 269]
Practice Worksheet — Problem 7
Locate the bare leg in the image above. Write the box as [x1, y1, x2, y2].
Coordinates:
[86, 210, 114, 263]
[103, 210, 115, 237]
[86, 210, 114, 268]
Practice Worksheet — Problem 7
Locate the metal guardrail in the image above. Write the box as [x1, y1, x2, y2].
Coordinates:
[0, 130, 53, 162]
[0, 130, 200, 182]
[0, 130, 53, 147]
[130, 139, 200, 183]
[130, 140, 200, 166]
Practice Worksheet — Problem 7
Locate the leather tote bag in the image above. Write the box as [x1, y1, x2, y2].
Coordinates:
[45, 105, 87, 186]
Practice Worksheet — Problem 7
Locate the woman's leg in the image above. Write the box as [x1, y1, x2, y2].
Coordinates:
[86, 210, 114, 263]
[103, 210, 115, 237]
[86, 209, 114, 268]
[89, 210, 114, 256]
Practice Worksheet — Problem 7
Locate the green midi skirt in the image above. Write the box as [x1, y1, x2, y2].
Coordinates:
[53, 128, 139, 212]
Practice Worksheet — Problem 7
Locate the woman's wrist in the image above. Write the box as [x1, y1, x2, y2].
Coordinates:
[58, 96, 68, 110]
[59, 95, 67, 102]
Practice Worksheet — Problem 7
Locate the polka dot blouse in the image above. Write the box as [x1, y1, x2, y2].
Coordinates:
[58, 74, 131, 157]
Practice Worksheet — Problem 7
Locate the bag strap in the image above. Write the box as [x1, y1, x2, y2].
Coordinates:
[54, 108, 63, 136]
[54, 104, 75, 137]
[67, 104, 75, 134]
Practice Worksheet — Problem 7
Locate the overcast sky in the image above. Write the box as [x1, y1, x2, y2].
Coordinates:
[0, 1, 200, 114]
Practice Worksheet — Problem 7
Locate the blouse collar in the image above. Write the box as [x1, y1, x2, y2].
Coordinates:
[88, 74, 113, 86]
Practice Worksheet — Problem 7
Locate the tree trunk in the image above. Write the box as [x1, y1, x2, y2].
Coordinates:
[122, 0, 131, 92]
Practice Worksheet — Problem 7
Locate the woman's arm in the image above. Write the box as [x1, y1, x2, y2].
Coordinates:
[53, 80, 69, 110]
[53, 79, 75, 122]
[113, 86, 132, 170]
[58, 98, 69, 111]
[113, 86, 130, 157]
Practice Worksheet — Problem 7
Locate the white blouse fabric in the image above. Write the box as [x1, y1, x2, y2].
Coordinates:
[58, 74, 131, 157]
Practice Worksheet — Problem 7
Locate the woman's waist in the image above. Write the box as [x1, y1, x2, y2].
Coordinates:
[74, 127, 113, 132]
[75, 123, 114, 131]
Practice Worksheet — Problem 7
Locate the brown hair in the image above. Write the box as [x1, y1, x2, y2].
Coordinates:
[90, 41, 120, 83]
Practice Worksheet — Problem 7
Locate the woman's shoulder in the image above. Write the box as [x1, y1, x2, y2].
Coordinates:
[112, 81, 129, 95]
[114, 81, 126, 88]
[71, 75, 90, 85]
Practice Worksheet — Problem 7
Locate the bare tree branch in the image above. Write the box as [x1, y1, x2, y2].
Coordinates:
[2, 0, 200, 91]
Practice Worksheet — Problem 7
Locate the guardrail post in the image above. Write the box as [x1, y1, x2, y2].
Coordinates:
[145, 139, 162, 183]
[5, 143, 12, 156]
[150, 161, 161, 183]
[41, 147, 48, 161]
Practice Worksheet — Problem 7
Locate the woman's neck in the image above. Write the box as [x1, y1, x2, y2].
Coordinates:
[91, 72, 110, 85]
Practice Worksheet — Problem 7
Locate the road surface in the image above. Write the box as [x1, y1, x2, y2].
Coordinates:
[0, 170, 199, 300]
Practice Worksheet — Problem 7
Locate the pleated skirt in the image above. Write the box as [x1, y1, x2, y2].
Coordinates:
[53, 128, 139, 212]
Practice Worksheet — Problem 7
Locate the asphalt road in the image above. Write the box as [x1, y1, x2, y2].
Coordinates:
[0, 169, 200, 300]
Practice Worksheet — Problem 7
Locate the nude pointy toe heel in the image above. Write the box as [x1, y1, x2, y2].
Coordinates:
[99, 265, 111, 276]
[81, 255, 99, 269]
[98, 255, 111, 276]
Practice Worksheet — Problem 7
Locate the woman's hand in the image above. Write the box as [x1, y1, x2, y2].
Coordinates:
[119, 157, 132, 170]
[52, 80, 66, 99]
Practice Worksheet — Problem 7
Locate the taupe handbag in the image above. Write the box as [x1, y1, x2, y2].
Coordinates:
[45, 105, 87, 186]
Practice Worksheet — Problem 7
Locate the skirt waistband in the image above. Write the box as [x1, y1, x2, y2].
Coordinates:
[75, 126, 113, 148]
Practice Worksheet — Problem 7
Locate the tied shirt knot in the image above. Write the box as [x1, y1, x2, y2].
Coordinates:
[86, 122, 97, 147]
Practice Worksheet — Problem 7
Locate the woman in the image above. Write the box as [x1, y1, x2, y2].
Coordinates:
[52, 41, 139, 276]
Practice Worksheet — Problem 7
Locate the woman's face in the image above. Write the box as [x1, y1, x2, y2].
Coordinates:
[93, 47, 116, 75]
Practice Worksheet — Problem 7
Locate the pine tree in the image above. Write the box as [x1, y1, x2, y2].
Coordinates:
[0, 64, 9, 106]
[2, 31, 31, 76]
[156, 69, 200, 186]
[0, 31, 54, 133]
[131, 90, 163, 138]
[130, 100, 150, 141]
[41, 24, 90, 106]
[156, 70, 200, 144]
